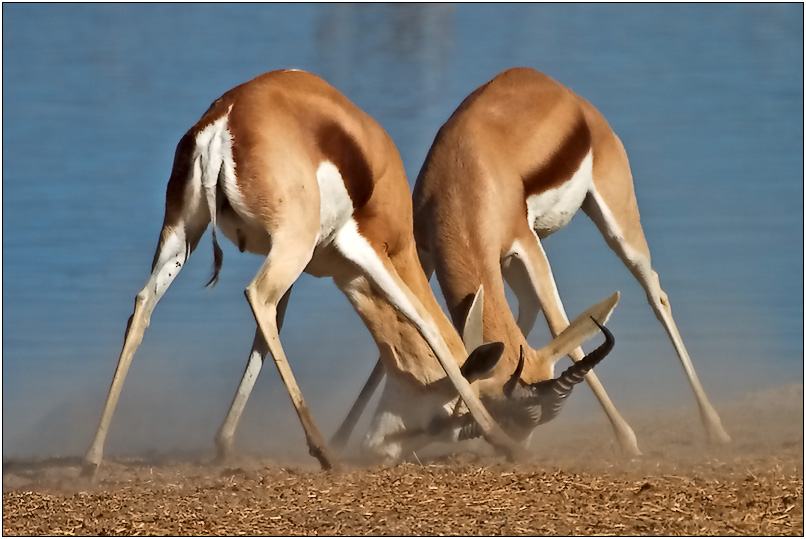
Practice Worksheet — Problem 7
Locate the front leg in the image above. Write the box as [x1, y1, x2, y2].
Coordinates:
[333, 222, 522, 461]
[501, 253, 542, 337]
[331, 241, 438, 451]
[330, 359, 384, 450]
[506, 229, 641, 457]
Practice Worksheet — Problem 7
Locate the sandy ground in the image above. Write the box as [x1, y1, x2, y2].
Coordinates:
[3, 384, 803, 535]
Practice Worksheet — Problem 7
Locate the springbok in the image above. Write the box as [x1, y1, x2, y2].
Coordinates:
[334, 67, 730, 455]
[82, 69, 617, 475]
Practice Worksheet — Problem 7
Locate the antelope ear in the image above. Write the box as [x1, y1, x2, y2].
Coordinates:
[460, 341, 505, 383]
[462, 285, 485, 353]
[536, 292, 620, 365]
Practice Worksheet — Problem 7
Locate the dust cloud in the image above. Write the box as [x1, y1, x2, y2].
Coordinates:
[3, 272, 802, 470]
[3, 356, 802, 474]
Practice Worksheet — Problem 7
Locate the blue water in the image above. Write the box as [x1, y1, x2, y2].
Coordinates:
[3, 4, 802, 459]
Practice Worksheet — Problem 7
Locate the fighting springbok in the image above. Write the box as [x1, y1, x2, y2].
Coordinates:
[334, 67, 730, 455]
[82, 69, 617, 475]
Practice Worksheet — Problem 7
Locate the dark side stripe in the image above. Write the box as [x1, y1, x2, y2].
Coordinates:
[523, 119, 592, 197]
[317, 121, 374, 211]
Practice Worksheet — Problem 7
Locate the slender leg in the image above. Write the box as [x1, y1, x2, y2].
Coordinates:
[330, 359, 384, 450]
[244, 238, 339, 470]
[215, 287, 292, 461]
[501, 255, 541, 337]
[330, 242, 437, 452]
[506, 229, 642, 456]
[332, 222, 522, 460]
[583, 190, 730, 443]
[83, 226, 194, 476]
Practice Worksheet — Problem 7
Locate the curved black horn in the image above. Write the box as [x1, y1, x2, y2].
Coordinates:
[554, 318, 614, 391]
[503, 345, 525, 398]
[529, 318, 615, 425]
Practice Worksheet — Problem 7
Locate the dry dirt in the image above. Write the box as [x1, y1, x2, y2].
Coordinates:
[4, 384, 803, 536]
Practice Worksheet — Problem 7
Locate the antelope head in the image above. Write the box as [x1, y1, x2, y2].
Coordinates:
[430, 292, 618, 444]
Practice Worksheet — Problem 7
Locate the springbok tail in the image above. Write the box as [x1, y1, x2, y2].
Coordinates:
[201, 159, 224, 288]
[206, 228, 223, 288]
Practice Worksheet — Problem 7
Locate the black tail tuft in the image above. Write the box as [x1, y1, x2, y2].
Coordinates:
[205, 230, 223, 288]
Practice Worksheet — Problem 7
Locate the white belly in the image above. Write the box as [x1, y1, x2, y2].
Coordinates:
[306, 161, 358, 277]
[526, 151, 593, 238]
[316, 161, 354, 244]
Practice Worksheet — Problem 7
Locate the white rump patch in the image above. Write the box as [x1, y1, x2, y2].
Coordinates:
[527, 151, 593, 238]
[193, 107, 275, 254]
[195, 109, 235, 191]
[193, 108, 249, 220]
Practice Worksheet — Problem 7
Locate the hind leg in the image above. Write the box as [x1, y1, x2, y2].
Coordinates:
[215, 286, 292, 461]
[83, 216, 208, 476]
[244, 228, 340, 470]
[583, 182, 730, 444]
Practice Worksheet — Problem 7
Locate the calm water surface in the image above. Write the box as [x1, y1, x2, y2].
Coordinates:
[3, 4, 802, 458]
